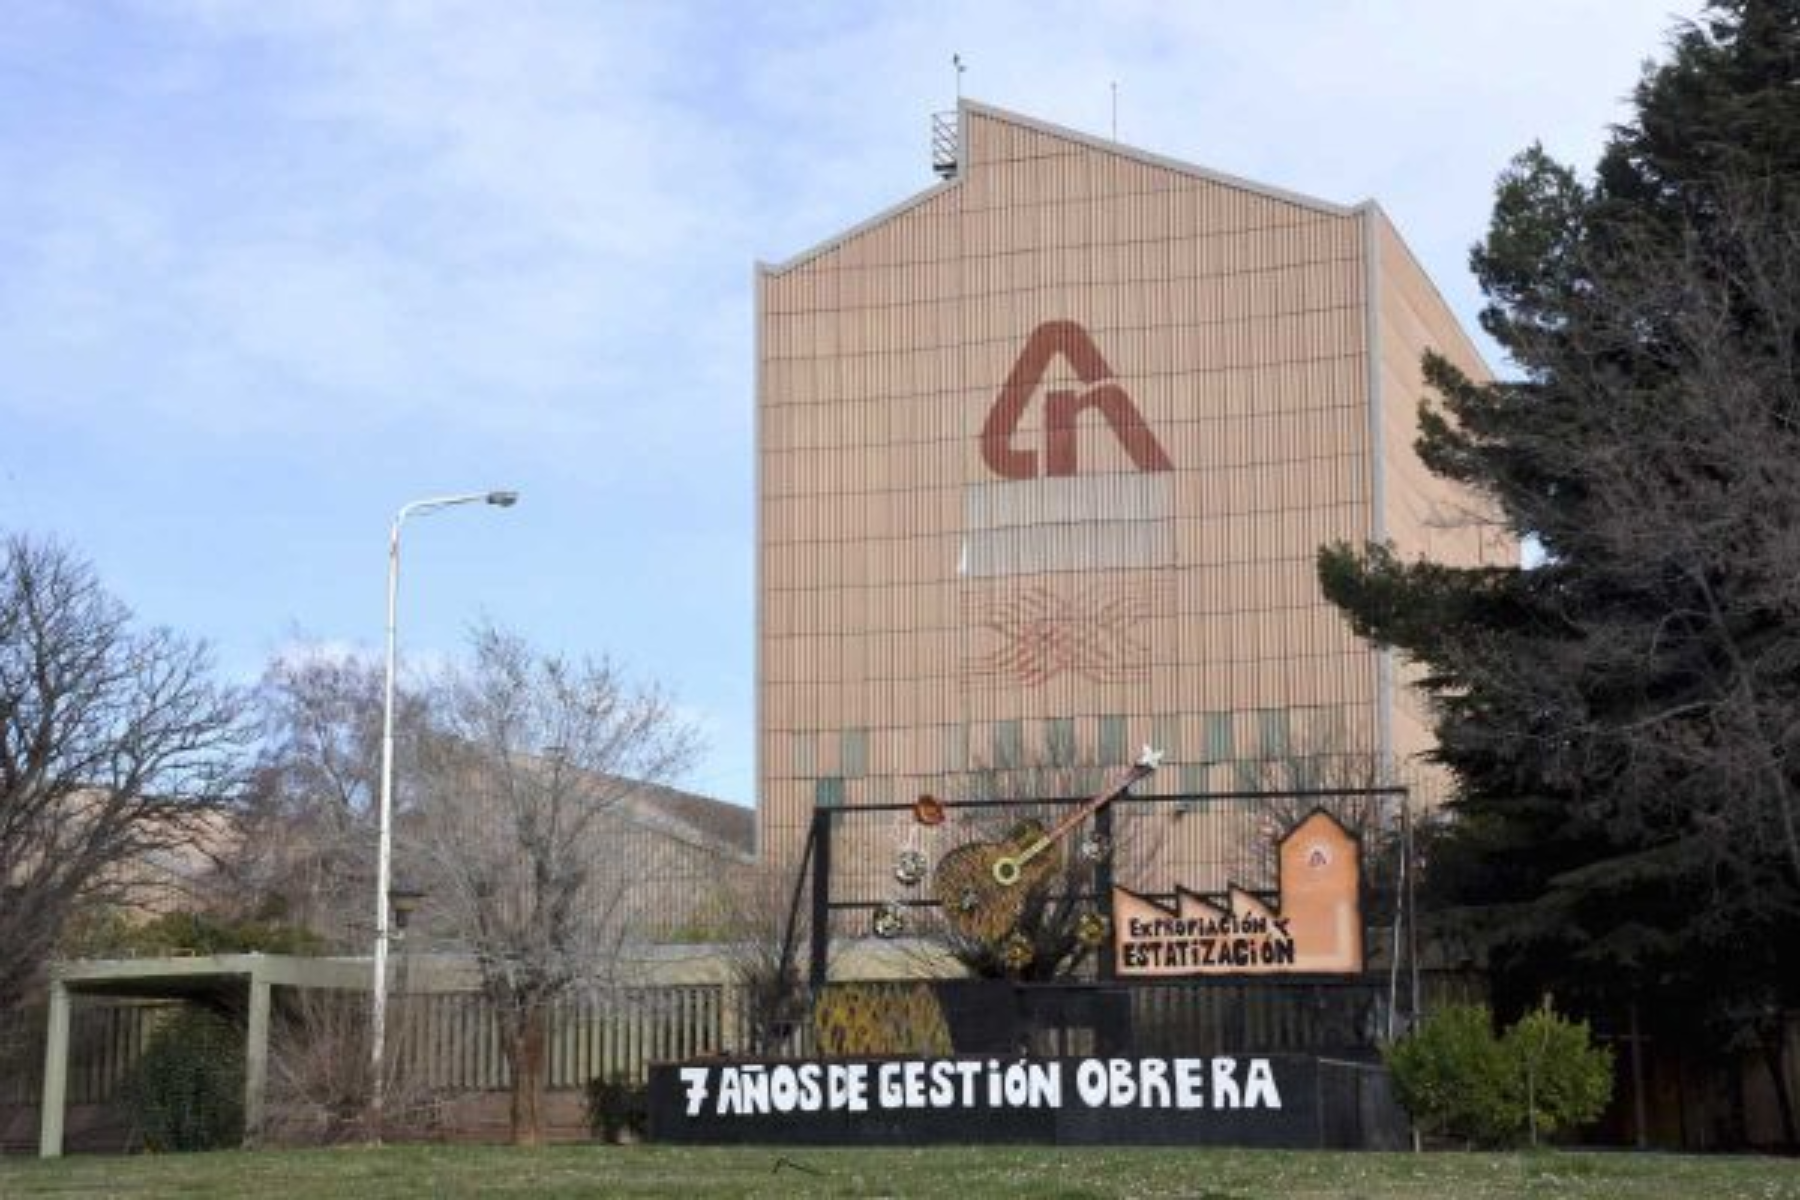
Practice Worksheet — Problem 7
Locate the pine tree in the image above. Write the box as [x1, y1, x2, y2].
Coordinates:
[1318, 0, 1800, 1142]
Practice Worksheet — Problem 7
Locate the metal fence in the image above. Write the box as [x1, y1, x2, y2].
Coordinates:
[0, 1000, 178, 1108]
[390, 986, 728, 1091]
[0, 983, 730, 1114]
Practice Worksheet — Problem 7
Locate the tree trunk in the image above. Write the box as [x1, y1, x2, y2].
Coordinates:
[1762, 1029, 1797, 1150]
[507, 1003, 549, 1146]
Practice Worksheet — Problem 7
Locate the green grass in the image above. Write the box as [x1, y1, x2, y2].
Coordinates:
[0, 1144, 1796, 1199]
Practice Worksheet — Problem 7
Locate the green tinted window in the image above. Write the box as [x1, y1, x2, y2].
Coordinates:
[1098, 715, 1127, 765]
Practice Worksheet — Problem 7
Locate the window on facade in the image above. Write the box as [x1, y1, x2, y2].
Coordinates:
[1204, 711, 1235, 763]
[992, 720, 1024, 769]
[1258, 708, 1291, 758]
[1097, 714, 1127, 765]
[792, 731, 816, 778]
[840, 728, 868, 778]
[942, 723, 968, 772]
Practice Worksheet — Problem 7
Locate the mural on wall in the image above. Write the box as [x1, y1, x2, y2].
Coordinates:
[979, 319, 1173, 479]
[1112, 810, 1363, 977]
[960, 582, 1164, 687]
[960, 319, 1175, 691]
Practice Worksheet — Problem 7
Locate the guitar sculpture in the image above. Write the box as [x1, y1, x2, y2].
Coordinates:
[931, 746, 1164, 942]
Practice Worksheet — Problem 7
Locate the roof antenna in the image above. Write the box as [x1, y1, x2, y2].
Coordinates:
[932, 56, 966, 179]
[1110, 81, 1118, 141]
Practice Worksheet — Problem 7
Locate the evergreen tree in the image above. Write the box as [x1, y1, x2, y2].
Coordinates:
[1318, 0, 1800, 1143]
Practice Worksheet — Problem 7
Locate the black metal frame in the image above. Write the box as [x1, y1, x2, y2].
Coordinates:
[782, 784, 1413, 997]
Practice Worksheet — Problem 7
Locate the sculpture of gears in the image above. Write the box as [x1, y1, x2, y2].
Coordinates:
[1077, 831, 1111, 863]
[1075, 909, 1110, 948]
[1000, 932, 1036, 972]
[873, 798, 961, 940]
[872, 901, 907, 939]
[894, 848, 928, 886]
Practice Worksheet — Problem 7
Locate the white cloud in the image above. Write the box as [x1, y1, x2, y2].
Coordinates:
[1, 0, 1691, 447]
[0, 0, 1701, 811]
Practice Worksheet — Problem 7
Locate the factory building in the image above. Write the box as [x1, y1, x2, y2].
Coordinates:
[756, 101, 1508, 889]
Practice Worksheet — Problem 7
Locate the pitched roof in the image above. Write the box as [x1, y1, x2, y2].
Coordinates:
[761, 97, 1361, 277]
[614, 778, 755, 859]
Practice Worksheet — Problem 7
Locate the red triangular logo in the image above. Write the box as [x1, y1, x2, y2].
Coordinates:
[980, 320, 1173, 480]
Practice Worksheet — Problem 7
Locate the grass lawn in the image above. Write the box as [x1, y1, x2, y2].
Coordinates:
[1, 1144, 1797, 1199]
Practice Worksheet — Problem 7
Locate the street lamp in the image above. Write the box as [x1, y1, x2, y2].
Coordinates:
[370, 490, 517, 1141]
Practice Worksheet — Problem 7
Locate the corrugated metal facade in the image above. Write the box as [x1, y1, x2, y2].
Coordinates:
[756, 101, 1505, 881]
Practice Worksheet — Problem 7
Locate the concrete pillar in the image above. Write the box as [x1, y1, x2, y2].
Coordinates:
[38, 981, 71, 1158]
[243, 975, 271, 1146]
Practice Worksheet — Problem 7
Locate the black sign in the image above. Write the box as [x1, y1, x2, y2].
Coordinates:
[650, 1054, 1326, 1147]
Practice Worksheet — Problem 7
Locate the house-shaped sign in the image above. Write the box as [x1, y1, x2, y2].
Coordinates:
[1112, 809, 1363, 977]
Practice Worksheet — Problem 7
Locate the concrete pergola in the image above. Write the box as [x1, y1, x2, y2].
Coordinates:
[37, 954, 377, 1158]
[34, 941, 928, 1156]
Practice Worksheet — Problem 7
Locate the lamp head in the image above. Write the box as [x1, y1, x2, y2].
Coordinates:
[388, 885, 427, 933]
[486, 490, 520, 508]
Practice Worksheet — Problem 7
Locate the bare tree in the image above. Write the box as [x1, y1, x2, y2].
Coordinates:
[224, 648, 429, 948]
[0, 534, 246, 1015]
[405, 625, 699, 1145]
[713, 861, 817, 1055]
[264, 987, 450, 1146]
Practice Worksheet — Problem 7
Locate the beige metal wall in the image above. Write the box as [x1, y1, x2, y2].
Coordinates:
[1371, 210, 1512, 770]
[758, 102, 1493, 896]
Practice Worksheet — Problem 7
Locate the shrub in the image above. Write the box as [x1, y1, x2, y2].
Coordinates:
[1385, 1000, 1615, 1147]
[584, 1073, 648, 1143]
[64, 907, 325, 958]
[121, 1005, 245, 1152]
[1505, 1002, 1614, 1144]
[1385, 1003, 1518, 1146]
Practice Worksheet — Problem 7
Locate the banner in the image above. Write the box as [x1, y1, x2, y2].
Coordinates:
[649, 1054, 1324, 1146]
[1114, 809, 1363, 977]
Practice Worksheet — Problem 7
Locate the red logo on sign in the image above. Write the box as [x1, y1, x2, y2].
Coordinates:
[980, 320, 1173, 480]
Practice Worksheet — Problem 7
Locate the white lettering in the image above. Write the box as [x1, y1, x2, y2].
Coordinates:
[1108, 1058, 1135, 1107]
[826, 1063, 865, 1112]
[1174, 1058, 1206, 1109]
[1139, 1058, 1170, 1108]
[1026, 1062, 1062, 1108]
[740, 1066, 770, 1114]
[928, 1061, 956, 1108]
[680, 1067, 710, 1117]
[796, 1064, 822, 1112]
[955, 1061, 983, 1106]
[1211, 1058, 1241, 1110]
[1244, 1058, 1281, 1109]
[903, 1061, 928, 1109]
[770, 1066, 799, 1113]
[877, 1063, 905, 1109]
[1075, 1059, 1109, 1107]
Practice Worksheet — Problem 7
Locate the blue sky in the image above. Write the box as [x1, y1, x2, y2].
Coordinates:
[0, 1, 1690, 806]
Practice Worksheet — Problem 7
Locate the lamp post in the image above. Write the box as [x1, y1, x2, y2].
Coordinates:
[370, 490, 517, 1141]
[387, 884, 426, 1035]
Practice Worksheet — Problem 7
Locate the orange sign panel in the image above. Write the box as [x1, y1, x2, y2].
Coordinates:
[1112, 810, 1363, 977]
